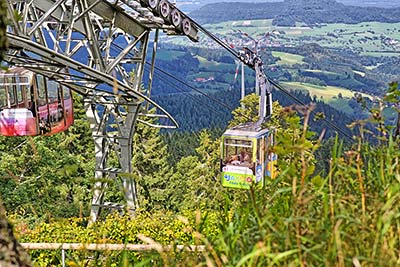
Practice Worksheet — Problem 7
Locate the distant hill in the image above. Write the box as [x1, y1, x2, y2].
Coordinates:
[180, 0, 400, 12]
[181, 0, 400, 7]
[332, 0, 400, 8]
[189, 0, 400, 26]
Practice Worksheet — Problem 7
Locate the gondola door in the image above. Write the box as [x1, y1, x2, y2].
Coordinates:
[35, 74, 52, 135]
[261, 132, 277, 179]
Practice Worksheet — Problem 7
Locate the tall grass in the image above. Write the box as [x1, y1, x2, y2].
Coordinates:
[111, 105, 399, 266]
[192, 105, 400, 266]
[16, 104, 400, 266]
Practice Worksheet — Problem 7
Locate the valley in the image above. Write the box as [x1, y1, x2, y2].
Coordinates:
[154, 16, 399, 132]
[1, 2, 400, 266]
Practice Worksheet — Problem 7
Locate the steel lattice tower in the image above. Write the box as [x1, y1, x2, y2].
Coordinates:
[4, 0, 198, 222]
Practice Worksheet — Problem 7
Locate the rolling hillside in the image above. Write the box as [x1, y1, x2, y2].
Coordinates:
[180, 0, 400, 12]
[189, 0, 400, 25]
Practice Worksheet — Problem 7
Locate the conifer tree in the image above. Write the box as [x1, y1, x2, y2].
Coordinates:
[131, 109, 174, 211]
[169, 130, 225, 211]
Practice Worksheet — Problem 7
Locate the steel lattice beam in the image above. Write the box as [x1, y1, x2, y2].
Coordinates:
[4, 0, 197, 222]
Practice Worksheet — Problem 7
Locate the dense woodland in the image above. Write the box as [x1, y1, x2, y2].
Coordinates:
[1, 84, 399, 265]
[154, 87, 355, 137]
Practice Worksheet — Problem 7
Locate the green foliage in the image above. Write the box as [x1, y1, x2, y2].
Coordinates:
[197, 97, 400, 266]
[162, 130, 200, 164]
[14, 94, 400, 266]
[5, 83, 399, 266]
[168, 130, 227, 211]
[0, 0, 7, 63]
[0, 94, 94, 221]
[228, 93, 260, 127]
[129, 109, 175, 211]
[2, 0, 398, 266]
[14, 210, 221, 267]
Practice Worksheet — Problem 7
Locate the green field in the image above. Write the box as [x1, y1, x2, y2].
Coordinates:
[281, 82, 374, 114]
[302, 69, 339, 75]
[281, 82, 371, 100]
[173, 19, 400, 55]
[196, 55, 234, 71]
[272, 51, 304, 66]
[353, 70, 366, 77]
[156, 50, 187, 60]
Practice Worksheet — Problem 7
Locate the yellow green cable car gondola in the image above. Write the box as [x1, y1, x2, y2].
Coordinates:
[220, 126, 277, 189]
[220, 48, 277, 189]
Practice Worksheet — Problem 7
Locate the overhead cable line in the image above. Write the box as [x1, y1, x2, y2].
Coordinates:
[268, 79, 354, 140]
[150, 63, 234, 110]
[192, 24, 355, 140]
[148, 62, 254, 122]
[111, 28, 354, 140]
[108, 44, 247, 118]
[190, 21, 239, 59]
[150, 67, 230, 118]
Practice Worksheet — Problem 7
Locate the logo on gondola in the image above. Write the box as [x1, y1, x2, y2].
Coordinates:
[246, 177, 252, 183]
[224, 174, 235, 181]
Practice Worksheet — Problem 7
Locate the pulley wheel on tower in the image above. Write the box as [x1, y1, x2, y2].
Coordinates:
[182, 18, 192, 36]
[171, 9, 182, 27]
[147, 0, 159, 9]
[159, 0, 171, 20]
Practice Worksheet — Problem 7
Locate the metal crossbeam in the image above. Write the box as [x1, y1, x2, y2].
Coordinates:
[4, 0, 197, 222]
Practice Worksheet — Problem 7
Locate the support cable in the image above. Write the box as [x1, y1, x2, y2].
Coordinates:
[107, 44, 253, 121]
[110, 30, 354, 140]
[149, 63, 254, 121]
[151, 69, 231, 118]
[193, 25, 355, 140]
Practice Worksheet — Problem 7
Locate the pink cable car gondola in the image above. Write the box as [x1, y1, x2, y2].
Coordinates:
[0, 67, 73, 136]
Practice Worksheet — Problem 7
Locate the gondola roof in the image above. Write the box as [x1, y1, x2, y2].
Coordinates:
[222, 127, 272, 139]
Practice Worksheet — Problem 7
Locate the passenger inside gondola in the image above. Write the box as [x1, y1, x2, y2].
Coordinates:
[29, 101, 36, 117]
[240, 150, 251, 163]
[28, 87, 36, 117]
[229, 155, 241, 165]
[222, 137, 255, 168]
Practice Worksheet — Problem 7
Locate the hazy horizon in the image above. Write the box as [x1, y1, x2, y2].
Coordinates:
[178, 0, 400, 12]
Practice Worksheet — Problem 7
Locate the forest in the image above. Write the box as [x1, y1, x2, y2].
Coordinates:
[1, 82, 400, 265]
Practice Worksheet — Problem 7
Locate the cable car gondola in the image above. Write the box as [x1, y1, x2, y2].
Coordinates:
[221, 126, 277, 189]
[220, 50, 277, 189]
[0, 67, 73, 136]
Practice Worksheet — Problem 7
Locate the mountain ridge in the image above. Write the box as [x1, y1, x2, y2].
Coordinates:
[189, 0, 400, 25]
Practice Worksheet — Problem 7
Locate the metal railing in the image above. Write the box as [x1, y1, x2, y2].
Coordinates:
[21, 243, 206, 267]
